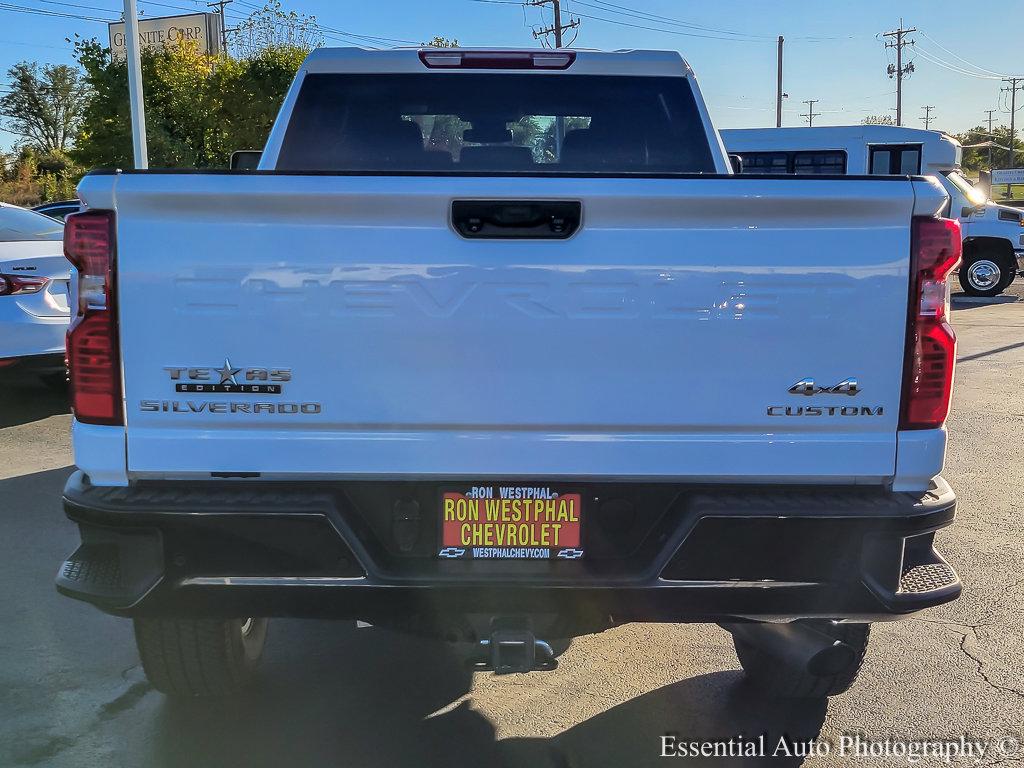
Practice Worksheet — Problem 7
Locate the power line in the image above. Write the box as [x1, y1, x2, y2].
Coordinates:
[917, 31, 1004, 77]
[882, 19, 916, 126]
[912, 45, 1002, 80]
[571, 0, 771, 40]
[469, 0, 772, 43]
[22, 0, 121, 15]
[0, 1, 114, 22]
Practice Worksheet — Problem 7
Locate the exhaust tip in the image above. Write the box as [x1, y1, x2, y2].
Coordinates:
[808, 640, 858, 676]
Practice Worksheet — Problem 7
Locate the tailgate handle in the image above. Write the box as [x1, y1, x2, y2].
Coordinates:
[451, 200, 581, 239]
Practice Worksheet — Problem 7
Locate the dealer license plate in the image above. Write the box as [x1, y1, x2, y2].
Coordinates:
[438, 485, 584, 560]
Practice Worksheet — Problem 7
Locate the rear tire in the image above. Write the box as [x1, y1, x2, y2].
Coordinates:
[133, 617, 268, 697]
[960, 253, 1010, 297]
[733, 620, 870, 698]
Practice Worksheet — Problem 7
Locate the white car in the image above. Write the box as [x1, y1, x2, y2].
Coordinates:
[0, 202, 71, 380]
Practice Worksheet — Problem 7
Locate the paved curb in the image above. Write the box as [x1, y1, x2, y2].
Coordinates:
[952, 295, 1021, 305]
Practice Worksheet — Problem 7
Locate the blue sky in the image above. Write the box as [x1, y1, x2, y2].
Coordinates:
[1, 0, 1021, 152]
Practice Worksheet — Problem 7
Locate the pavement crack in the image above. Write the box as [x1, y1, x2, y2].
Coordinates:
[98, 680, 152, 720]
[958, 629, 1024, 701]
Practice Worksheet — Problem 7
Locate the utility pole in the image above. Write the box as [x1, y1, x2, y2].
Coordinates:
[985, 108, 997, 170]
[776, 36, 784, 128]
[800, 99, 820, 127]
[1001, 77, 1024, 169]
[528, 0, 579, 158]
[883, 19, 916, 126]
[207, 0, 232, 54]
[528, 0, 580, 48]
[123, 0, 148, 168]
[920, 105, 935, 130]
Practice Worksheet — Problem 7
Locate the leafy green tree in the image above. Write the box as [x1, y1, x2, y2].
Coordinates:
[954, 125, 1024, 174]
[0, 62, 91, 152]
[0, 146, 81, 205]
[72, 38, 307, 169]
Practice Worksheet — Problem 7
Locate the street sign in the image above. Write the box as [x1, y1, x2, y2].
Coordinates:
[108, 12, 223, 60]
[991, 168, 1024, 185]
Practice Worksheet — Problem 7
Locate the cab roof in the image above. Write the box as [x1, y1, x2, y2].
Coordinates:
[301, 47, 693, 78]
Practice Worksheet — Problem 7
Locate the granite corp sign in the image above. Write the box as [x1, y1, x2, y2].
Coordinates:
[107, 13, 224, 60]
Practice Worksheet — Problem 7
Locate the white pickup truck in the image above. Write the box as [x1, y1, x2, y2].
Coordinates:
[57, 48, 962, 700]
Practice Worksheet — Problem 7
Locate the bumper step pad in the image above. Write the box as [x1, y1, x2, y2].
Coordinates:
[900, 562, 958, 594]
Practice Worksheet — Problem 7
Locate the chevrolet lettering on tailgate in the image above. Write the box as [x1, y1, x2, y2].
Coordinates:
[439, 486, 583, 560]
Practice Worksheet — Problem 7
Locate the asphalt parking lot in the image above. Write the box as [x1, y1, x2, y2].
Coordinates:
[1, 287, 1022, 768]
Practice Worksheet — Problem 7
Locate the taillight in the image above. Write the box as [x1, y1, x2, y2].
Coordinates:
[64, 210, 122, 426]
[0, 274, 49, 295]
[418, 50, 575, 69]
[900, 217, 961, 430]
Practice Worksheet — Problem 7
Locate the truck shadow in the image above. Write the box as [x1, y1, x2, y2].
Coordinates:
[0, 381, 69, 428]
[148, 622, 827, 768]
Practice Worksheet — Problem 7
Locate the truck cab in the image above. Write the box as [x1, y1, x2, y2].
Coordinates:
[722, 125, 1024, 296]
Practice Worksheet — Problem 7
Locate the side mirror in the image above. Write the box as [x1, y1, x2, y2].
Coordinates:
[230, 150, 262, 171]
[728, 154, 744, 174]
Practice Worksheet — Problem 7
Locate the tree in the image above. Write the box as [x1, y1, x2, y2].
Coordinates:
[229, 1, 323, 58]
[422, 36, 460, 47]
[72, 37, 307, 169]
[0, 62, 91, 152]
[862, 114, 896, 126]
[953, 125, 1024, 175]
[0, 147, 81, 205]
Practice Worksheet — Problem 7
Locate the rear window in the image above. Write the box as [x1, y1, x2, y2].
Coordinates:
[739, 150, 846, 175]
[277, 73, 716, 175]
[742, 152, 789, 174]
[0, 206, 64, 242]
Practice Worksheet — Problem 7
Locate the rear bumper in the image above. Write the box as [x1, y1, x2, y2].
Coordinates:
[0, 296, 67, 359]
[56, 471, 960, 625]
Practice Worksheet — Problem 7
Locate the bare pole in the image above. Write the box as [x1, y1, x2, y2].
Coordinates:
[776, 36, 784, 128]
[883, 19, 916, 126]
[985, 108, 997, 170]
[123, 0, 148, 169]
[528, 0, 579, 158]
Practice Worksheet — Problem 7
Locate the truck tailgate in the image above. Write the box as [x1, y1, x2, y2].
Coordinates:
[90, 173, 920, 482]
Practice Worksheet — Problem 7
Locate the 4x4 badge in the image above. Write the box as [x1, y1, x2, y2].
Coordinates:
[789, 378, 860, 397]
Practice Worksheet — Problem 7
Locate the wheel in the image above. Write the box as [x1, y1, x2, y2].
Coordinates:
[960, 254, 1009, 297]
[133, 617, 268, 697]
[733, 620, 870, 698]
